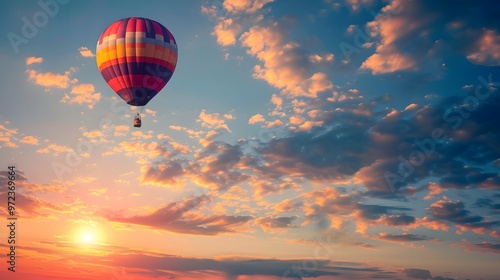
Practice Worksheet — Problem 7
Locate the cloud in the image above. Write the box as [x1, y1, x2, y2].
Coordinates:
[0, 124, 18, 148]
[359, 0, 418, 74]
[105, 195, 253, 235]
[197, 109, 233, 132]
[82, 130, 103, 139]
[255, 216, 298, 231]
[60, 83, 101, 109]
[346, 0, 374, 11]
[139, 160, 185, 186]
[402, 268, 432, 279]
[26, 56, 43, 65]
[26, 69, 71, 88]
[15, 238, 400, 279]
[309, 53, 334, 64]
[240, 24, 333, 98]
[376, 233, 435, 243]
[0, 191, 64, 218]
[248, 113, 265, 124]
[275, 199, 303, 213]
[452, 242, 500, 254]
[36, 144, 73, 155]
[145, 108, 157, 117]
[303, 188, 413, 233]
[20, 135, 39, 145]
[428, 199, 500, 233]
[379, 214, 416, 226]
[78, 46, 95, 57]
[0, 171, 66, 194]
[360, 0, 500, 74]
[466, 29, 500, 66]
[118, 141, 169, 159]
[213, 18, 242, 46]
[223, 0, 274, 14]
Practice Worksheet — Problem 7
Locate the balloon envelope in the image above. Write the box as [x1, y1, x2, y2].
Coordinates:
[96, 17, 178, 106]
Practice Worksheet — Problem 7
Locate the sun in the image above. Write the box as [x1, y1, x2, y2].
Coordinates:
[75, 227, 102, 245]
[71, 223, 108, 246]
[81, 232, 95, 243]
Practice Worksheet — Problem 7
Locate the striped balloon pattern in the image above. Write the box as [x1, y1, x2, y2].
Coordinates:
[96, 17, 178, 106]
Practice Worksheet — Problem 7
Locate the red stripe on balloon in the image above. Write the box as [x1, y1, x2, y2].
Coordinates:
[106, 75, 167, 92]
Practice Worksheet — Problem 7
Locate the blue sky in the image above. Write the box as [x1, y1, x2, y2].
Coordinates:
[0, 1, 500, 279]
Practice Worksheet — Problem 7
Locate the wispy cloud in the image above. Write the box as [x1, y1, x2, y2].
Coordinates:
[105, 195, 253, 235]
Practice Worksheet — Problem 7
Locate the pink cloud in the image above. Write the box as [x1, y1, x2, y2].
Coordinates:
[467, 29, 500, 66]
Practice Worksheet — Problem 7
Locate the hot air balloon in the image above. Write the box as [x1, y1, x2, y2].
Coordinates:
[96, 17, 178, 127]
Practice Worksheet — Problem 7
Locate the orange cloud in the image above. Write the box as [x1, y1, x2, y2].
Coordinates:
[213, 18, 241, 46]
[241, 26, 333, 97]
[145, 108, 157, 116]
[0, 124, 18, 148]
[26, 56, 43, 65]
[113, 125, 129, 137]
[60, 83, 101, 109]
[171, 141, 191, 153]
[198, 109, 232, 132]
[248, 113, 265, 124]
[36, 144, 73, 155]
[20, 135, 39, 145]
[78, 46, 95, 57]
[266, 118, 283, 128]
[309, 53, 334, 63]
[223, 0, 274, 14]
[119, 141, 169, 159]
[359, 2, 418, 74]
[26, 69, 71, 88]
[423, 182, 443, 200]
[83, 130, 104, 139]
